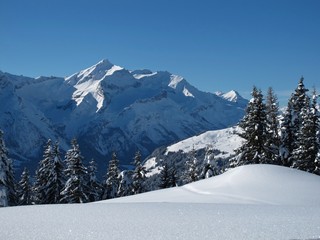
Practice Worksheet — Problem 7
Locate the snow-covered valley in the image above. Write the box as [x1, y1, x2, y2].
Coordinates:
[1, 164, 320, 240]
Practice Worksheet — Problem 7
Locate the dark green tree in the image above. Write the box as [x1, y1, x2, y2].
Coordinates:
[18, 167, 32, 205]
[132, 151, 146, 194]
[265, 87, 281, 164]
[103, 152, 120, 199]
[88, 160, 103, 202]
[235, 87, 268, 166]
[60, 139, 89, 203]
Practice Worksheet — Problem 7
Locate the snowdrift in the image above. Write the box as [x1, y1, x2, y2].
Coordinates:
[106, 164, 320, 205]
[1, 164, 320, 240]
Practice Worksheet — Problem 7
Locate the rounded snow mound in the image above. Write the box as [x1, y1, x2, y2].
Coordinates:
[104, 164, 320, 205]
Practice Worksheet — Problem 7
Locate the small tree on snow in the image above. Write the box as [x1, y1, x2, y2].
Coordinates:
[60, 139, 89, 203]
[88, 160, 103, 202]
[46, 142, 66, 204]
[33, 139, 54, 204]
[18, 167, 32, 205]
[201, 145, 216, 179]
[103, 152, 120, 199]
[184, 147, 199, 183]
[159, 162, 171, 189]
[0, 130, 17, 207]
[132, 151, 146, 194]
[235, 86, 268, 166]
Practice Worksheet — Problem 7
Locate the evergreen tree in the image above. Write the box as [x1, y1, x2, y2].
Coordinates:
[0, 130, 17, 207]
[184, 147, 199, 183]
[168, 165, 178, 187]
[290, 77, 309, 159]
[0, 130, 9, 207]
[201, 145, 216, 178]
[265, 87, 281, 164]
[279, 101, 295, 166]
[103, 152, 120, 199]
[235, 87, 268, 166]
[18, 167, 32, 205]
[60, 139, 90, 203]
[88, 160, 103, 202]
[159, 163, 171, 189]
[132, 151, 146, 194]
[45, 142, 66, 204]
[117, 170, 133, 197]
[33, 139, 54, 204]
[293, 90, 319, 172]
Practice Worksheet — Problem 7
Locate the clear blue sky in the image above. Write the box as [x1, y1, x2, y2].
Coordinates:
[1, 0, 319, 105]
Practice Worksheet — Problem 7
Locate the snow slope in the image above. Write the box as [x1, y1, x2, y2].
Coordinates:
[1, 165, 320, 240]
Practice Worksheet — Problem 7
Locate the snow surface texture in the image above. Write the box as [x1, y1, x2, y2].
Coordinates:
[1, 165, 320, 240]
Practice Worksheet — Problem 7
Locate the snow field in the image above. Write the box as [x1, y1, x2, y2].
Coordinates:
[1, 164, 320, 240]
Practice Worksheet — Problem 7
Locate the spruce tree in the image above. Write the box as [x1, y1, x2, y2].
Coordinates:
[265, 87, 281, 164]
[60, 139, 90, 203]
[184, 147, 199, 183]
[235, 87, 268, 166]
[103, 152, 120, 199]
[88, 160, 103, 202]
[0, 130, 9, 207]
[33, 139, 54, 204]
[290, 77, 309, 164]
[46, 142, 66, 204]
[0, 130, 17, 206]
[132, 151, 146, 194]
[18, 167, 32, 205]
[117, 170, 134, 197]
[159, 163, 171, 189]
[202, 145, 216, 178]
[279, 101, 295, 166]
[292, 90, 320, 172]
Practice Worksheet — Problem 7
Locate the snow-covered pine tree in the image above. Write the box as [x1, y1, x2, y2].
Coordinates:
[235, 87, 268, 166]
[184, 146, 199, 183]
[311, 90, 320, 175]
[168, 165, 178, 188]
[292, 89, 320, 172]
[265, 87, 281, 165]
[33, 139, 54, 204]
[17, 167, 32, 205]
[201, 145, 216, 178]
[290, 77, 309, 164]
[117, 170, 134, 197]
[45, 142, 66, 204]
[0, 130, 9, 207]
[291, 96, 316, 172]
[103, 152, 120, 199]
[0, 130, 17, 207]
[132, 151, 147, 194]
[279, 101, 295, 166]
[60, 139, 90, 203]
[159, 162, 171, 189]
[88, 160, 103, 202]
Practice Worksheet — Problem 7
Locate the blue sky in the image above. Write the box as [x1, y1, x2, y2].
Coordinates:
[1, 0, 319, 105]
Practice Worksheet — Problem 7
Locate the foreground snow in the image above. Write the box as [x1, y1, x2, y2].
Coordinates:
[1, 165, 320, 240]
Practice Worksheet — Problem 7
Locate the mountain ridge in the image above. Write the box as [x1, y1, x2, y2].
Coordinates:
[0, 59, 248, 173]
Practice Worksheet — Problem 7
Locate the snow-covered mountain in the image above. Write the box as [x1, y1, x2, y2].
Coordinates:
[0, 60, 247, 171]
[1, 164, 320, 240]
[143, 126, 244, 190]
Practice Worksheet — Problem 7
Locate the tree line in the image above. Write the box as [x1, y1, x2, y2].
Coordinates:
[0, 138, 149, 206]
[0, 135, 218, 207]
[232, 77, 320, 173]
